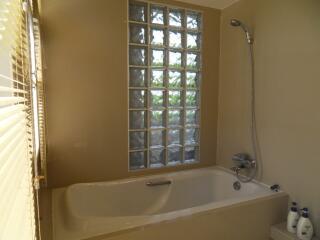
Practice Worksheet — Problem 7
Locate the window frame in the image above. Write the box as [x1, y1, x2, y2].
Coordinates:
[128, 0, 203, 171]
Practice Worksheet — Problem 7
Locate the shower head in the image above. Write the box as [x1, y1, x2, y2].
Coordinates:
[230, 19, 241, 27]
[230, 19, 254, 44]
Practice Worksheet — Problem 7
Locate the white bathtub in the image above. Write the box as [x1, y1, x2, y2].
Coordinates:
[52, 167, 288, 240]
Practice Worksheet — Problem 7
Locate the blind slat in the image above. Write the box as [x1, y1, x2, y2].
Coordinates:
[3, 169, 34, 238]
[0, 86, 28, 93]
[0, 139, 27, 221]
[0, 104, 26, 118]
[0, 110, 25, 134]
[0, 96, 27, 106]
[0, 118, 26, 149]
[0, 72, 25, 82]
[0, 144, 29, 230]
[0, 127, 25, 173]
[0, 73, 28, 85]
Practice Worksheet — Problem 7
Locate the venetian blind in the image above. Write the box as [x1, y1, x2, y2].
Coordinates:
[0, 0, 37, 239]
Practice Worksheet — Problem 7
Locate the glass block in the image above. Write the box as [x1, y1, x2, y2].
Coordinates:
[129, 68, 147, 87]
[130, 151, 146, 170]
[129, 47, 147, 66]
[184, 146, 199, 162]
[187, 32, 200, 50]
[150, 90, 164, 108]
[187, 11, 201, 29]
[129, 110, 146, 129]
[169, 51, 182, 68]
[129, 24, 147, 44]
[168, 71, 182, 88]
[150, 130, 165, 148]
[168, 90, 182, 107]
[129, 2, 147, 22]
[186, 71, 200, 88]
[151, 69, 164, 87]
[152, 49, 165, 67]
[151, 5, 165, 25]
[169, 31, 182, 48]
[151, 28, 165, 46]
[129, 90, 146, 108]
[168, 146, 182, 165]
[169, 9, 183, 27]
[185, 128, 199, 145]
[168, 110, 182, 127]
[151, 110, 165, 128]
[186, 52, 200, 69]
[130, 131, 146, 150]
[168, 129, 182, 145]
[186, 109, 199, 126]
[186, 90, 198, 107]
[150, 148, 165, 168]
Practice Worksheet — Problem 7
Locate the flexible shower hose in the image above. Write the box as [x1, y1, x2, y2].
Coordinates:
[236, 44, 259, 183]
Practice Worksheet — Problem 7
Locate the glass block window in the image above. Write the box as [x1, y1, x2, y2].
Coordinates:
[129, 1, 201, 170]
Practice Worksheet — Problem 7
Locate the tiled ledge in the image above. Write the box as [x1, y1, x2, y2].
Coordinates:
[271, 222, 319, 240]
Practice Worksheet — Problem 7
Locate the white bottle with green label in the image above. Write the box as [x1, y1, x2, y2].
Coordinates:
[297, 208, 314, 240]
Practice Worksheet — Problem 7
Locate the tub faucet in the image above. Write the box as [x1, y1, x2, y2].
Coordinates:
[231, 153, 256, 169]
[230, 166, 241, 174]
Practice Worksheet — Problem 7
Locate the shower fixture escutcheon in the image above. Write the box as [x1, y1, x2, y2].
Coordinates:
[231, 153, 256, 171]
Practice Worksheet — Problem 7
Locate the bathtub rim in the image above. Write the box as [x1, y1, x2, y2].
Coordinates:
[63, 166, 221, 220]
[64, 166, 278, 220]
[65, 166, 276, 193]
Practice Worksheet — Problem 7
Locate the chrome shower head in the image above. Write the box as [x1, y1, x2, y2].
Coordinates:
[230, 19, 241, 27]
[230, 19, 254, 44]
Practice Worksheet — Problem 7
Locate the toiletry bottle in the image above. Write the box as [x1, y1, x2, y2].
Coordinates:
[297, 208, 314, 240]
[287, 202, 299, 233]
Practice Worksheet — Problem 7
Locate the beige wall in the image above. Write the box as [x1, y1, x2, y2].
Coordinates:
[218, 0, 320, 235]
[41, 0, 220, 188]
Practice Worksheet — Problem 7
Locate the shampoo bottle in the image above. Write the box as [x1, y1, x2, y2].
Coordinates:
[297, 208, 314, 240]
[287, 202, 299, 233]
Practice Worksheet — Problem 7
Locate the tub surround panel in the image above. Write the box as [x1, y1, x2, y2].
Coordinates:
[102, 196, 287, 240]
[41, 0, 220, 188]
[218, 0, 320, 236]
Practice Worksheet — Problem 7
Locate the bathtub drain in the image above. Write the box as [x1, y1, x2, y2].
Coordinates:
[233, 181, 241, 191]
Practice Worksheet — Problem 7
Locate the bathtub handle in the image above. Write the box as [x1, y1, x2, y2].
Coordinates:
[146, 180, 172, 187]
